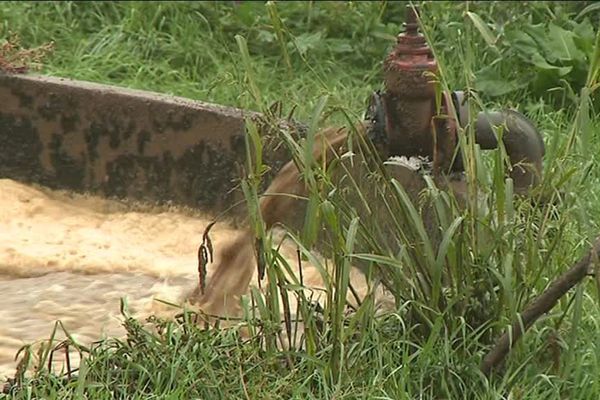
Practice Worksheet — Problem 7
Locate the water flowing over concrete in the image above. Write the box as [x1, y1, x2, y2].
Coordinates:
[0, 178, 216, 377]
[0, 74, 395, 380]
[0, 179, 393, 378]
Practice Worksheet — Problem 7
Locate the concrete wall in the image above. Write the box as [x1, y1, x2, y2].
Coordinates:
[0, 73, 296, 215]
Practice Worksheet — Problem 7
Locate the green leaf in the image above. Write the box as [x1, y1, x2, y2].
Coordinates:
[232, 1, 260, 27]
[573, 18, 596, 42]
[531, 68, 569, 94]
[303, 95, 328, 181]
[391, 179, 436, 269]
[475, 78, 525, 97]
[546, 23, 586, 63]
[506, 30, 540, 58]
[432, 216, 463, 306]
[291, 31, 323, 56]
[327, 39, 353, 54]
[257, 30, 276, 44]
[530, 53, 572, 76]
[466, 11, 498, 49]
[301, 193, 321, 248]
[435, 216, 464, 272]
[576, 2, 600, 20]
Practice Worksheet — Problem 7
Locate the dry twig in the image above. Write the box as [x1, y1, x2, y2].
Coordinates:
[481, 237, 600, 376]
[0, 33, 54, 74]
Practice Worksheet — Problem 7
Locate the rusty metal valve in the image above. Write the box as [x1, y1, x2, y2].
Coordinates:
[366, 5, 545, 193]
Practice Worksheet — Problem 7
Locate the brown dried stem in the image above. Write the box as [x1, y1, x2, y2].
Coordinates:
[481, 237, 600, 376]
[0, 32, 54, 74]
[197, 221, 216, 295]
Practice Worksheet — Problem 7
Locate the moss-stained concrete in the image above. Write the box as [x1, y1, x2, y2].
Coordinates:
[0, 74, 296, 216]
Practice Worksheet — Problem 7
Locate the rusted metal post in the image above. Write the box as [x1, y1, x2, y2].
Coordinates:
[383, 5, 439, 158]
[367, 5, 544, 185]
[367, 5, 458, 173]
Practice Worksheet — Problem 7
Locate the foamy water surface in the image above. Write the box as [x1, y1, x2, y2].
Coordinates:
[0, 178, 393, 380]
[0, 178, 243, 379]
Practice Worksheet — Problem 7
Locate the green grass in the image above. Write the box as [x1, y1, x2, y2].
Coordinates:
[1, 1, 600, 398]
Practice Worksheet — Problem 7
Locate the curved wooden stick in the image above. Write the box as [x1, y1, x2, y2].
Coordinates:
[481, 237, 600, 376]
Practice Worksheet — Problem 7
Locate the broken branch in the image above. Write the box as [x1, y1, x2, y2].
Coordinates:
[481, 236, 600, 376]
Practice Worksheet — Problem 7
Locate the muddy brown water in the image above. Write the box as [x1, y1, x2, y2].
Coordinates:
[0, 178, 394, 379]
[0, 178, 221, 378]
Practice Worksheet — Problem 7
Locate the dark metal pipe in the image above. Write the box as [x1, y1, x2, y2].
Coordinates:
[452, 91, 545, 193]
[476, 110, 545, 193]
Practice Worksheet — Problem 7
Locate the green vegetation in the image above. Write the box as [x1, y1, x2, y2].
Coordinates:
[1, 1, 600, 398]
